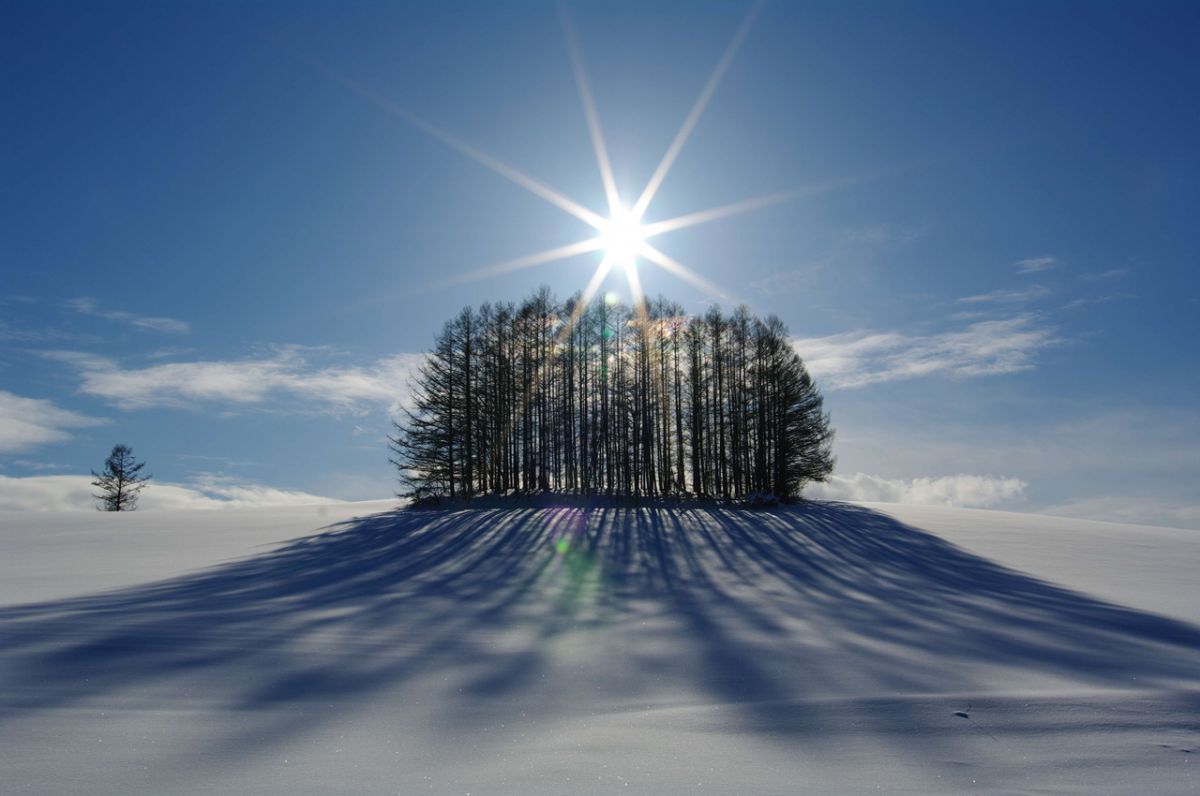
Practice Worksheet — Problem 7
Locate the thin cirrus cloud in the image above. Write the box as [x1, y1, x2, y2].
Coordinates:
[1081, 267, 1131, 281]
[0, 390, 107, 454]
[806, 471, 1027, 508]
[43, 348, 424, 415]
[957, 284, 1051, 304]
[65, 297, 191, 334]
[1014, 255, 1057, 274]
[792, 315, 1058, 390]
[1062, 292, 1135, 311]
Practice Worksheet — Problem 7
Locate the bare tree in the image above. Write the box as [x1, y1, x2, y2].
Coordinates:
[92, 444, 151, 511]
[392, 288, 834, 502]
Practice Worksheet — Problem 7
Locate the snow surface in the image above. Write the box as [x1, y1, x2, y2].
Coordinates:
[1, 500, 1196, 794]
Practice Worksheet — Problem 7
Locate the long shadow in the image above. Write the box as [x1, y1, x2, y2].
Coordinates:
[1, 502, 1198, 756]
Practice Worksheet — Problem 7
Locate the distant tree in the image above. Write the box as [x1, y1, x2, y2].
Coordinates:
[92, 444, 151, 511]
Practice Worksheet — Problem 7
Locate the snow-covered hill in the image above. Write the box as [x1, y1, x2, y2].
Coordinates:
[1, 501, 1196, 794]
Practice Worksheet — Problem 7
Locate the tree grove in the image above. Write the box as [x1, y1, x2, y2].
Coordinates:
[391, 289, 833, 501]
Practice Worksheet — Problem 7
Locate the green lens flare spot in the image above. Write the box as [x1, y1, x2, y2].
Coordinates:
[555, 539, 570, 555]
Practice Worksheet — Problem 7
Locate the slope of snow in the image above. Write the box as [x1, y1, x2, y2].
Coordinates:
[866, 502, 1200, 625]
[1, 501, 1197, 794]
[0, 501, 395, 603]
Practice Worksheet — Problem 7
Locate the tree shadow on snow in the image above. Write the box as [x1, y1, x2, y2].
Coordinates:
[1, 502, 1198, 757]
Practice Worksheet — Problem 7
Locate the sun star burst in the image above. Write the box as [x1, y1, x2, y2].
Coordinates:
[336, 1, 863, 317]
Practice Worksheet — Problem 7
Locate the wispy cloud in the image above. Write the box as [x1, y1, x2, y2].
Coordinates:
[958, 284, 1051, 304]
[66, 297, 191, 334]
[45, 348, 424, 415]
[1014, 255, 1057, 274]
[750, 264, 825, 295]
[835, 222, 926, 248]
[793, 315, 1057, 389]
[1082, 267, 1131, 281]
[1062, 292, 1135, 311]
[0, 320, 85, 344]
[0, 390, 107, 453]
[10, 460, 69, 471]
[807, 471, 1026, 508]
[0, 473, 343, 512]
[0, 321, 44, 343]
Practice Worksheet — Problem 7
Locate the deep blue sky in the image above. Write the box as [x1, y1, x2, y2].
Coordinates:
[3, 1, 1197, 525]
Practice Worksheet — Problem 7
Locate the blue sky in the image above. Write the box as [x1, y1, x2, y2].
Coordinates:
[2, 1, 1197, 526]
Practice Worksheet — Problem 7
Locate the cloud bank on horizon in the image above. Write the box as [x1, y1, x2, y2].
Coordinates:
[807, 472, 1027, 509]
[0, 473, 343, 513]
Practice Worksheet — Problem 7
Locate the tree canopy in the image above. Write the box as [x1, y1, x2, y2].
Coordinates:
[391, 289, 833, 502]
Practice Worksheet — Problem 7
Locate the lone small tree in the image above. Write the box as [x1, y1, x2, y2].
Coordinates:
[92, 444, 151, 511]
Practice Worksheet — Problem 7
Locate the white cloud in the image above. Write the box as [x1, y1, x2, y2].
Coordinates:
[793, 315, 1057, 389]
[1014, 255, 1057, 274]
[807, 472, 1027, 508]
[0, 474, 343, 512]
[0, 390, 107, 453]
[957, 284, 1050, 304]
[45, 349, 425, 415]
[65, 297, 191, 334]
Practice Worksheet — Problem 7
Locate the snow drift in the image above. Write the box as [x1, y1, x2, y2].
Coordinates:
[0, 501, 1196, 794]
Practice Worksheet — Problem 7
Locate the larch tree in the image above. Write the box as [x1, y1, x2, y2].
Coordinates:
[92, 444, 151, 512]
[391, 288, 835, 502]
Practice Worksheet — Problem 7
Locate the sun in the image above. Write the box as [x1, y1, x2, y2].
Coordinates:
[340, 2, 801, 311]
[600, 205, 646, 268]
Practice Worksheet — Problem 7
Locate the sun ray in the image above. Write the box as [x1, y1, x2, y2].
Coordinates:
[631, 0, 763, 220]
[622, 256, 646, 315]
[642, 170, 902, 239]
[330, 72, 607, 230]
[640, 189, 802, 238]
[312, 8, 798, 309]
[639, 243, 739, 305]
[560, 5, 622, 215]
[574, 256, 617, 323]
[433, 237, 606, 289]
